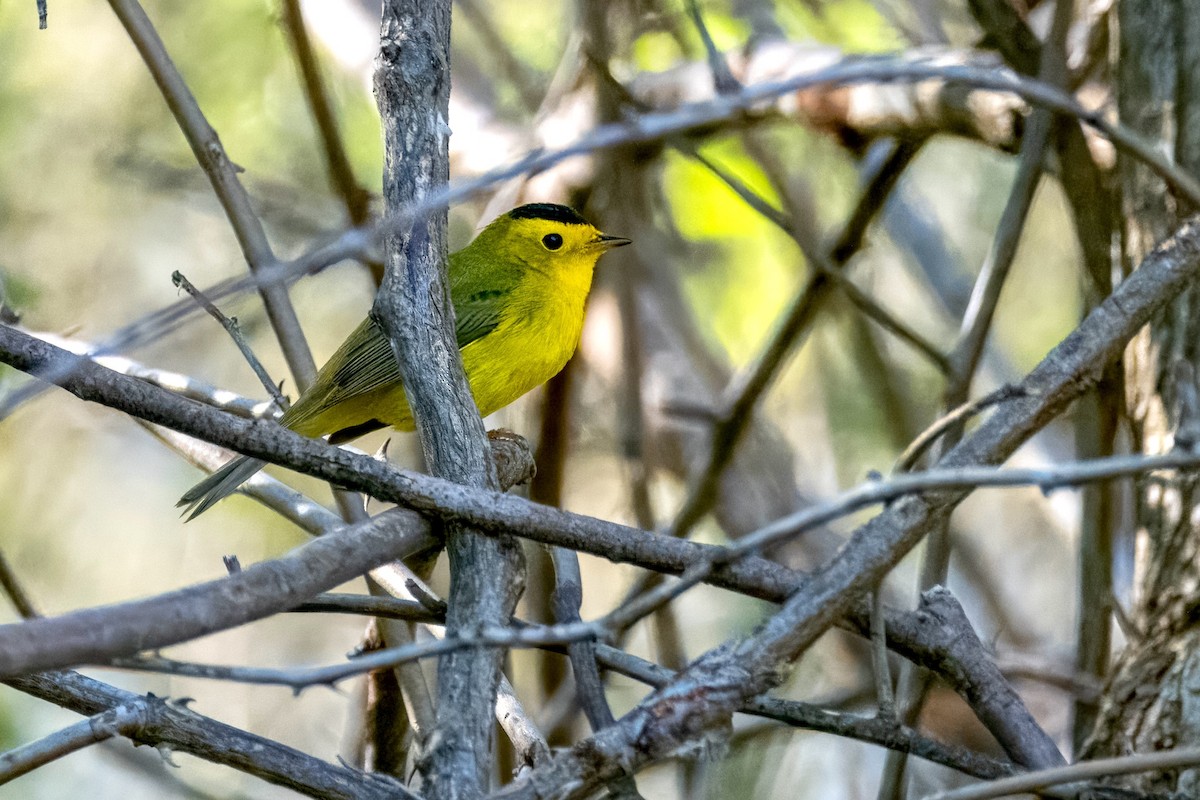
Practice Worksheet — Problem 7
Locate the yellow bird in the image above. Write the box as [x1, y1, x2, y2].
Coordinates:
[180, 204, 629, 517]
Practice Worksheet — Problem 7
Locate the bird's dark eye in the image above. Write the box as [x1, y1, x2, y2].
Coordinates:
[542, 233, 563, 250]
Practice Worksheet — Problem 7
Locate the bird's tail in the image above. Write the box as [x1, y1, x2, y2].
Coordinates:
[177, 456, 268, 520]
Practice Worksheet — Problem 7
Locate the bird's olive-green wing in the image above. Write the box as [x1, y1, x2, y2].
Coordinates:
[305, 282, 516, 409]
[292, 248, 522, 417]
[450, 246, 523, 349]
[306, 317, 401, 408]
[453, 287, 508, 349]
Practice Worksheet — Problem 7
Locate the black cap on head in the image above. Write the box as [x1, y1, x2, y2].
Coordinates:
[507, 203, 590, 226]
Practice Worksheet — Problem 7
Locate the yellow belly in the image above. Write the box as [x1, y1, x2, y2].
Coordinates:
[290, 304, 583, 439]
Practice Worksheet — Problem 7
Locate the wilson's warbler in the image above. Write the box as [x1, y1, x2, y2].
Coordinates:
[179, 203, 629, 517]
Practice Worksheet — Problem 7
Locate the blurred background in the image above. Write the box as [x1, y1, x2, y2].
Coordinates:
[0, 0, 1095, 797]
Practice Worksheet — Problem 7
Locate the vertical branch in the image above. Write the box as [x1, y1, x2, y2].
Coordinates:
[1083, 0, 1200, 784]
[1071, 371, 1121, 746]
[550, 546, 645, 799]
[374, 3, 522, 797]
[279, 0, 381, 285]
[280, 0, 371, 227]
[527, 363, 576, 718]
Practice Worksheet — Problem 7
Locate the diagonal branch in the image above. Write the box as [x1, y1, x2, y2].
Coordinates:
[106, 0, 317, 388]
[0, 704, 146, 785]
[6, 670, 413, 799]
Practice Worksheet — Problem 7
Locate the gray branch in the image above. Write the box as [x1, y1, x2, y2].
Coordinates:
[374, 2, 522, 796]
[6, 670, 413, 799]
[106, 0, 317, 388]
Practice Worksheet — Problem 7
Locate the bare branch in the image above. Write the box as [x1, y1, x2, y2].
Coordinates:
[105, 0, 317, 387]
[0, 550, 39, 620]
[0, 705, 134, 784]
[5, 671, 413, 799]
[171, 271, 287, 409]
[925, 747, 1200, 800]
[375, 3, 520, 796]
[108, 618, 602, 690]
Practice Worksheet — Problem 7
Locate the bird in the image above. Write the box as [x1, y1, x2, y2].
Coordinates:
[179, 203, 629, 518]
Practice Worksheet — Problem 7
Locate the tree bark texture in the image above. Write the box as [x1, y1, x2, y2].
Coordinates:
[374, 3, 524, 797]
[1083, 1, 1200, 793]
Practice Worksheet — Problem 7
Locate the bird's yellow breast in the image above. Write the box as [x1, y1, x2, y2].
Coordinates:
[461, 267, 591, 418]
[289, 266, 594, 438]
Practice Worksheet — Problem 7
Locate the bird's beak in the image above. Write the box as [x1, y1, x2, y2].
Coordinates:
[594, 233, 632, 250]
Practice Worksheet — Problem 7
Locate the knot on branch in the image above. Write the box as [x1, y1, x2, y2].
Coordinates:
[490, 428, 536, 490]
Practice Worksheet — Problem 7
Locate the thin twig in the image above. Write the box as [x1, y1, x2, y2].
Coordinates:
[1109, 590, 1141, 642]
[894, 385, 1027, 472]
[110, 618, 605, 690]
[685, 0, 740, 93]
[0, 704, 144, 785]
[172, 271, 287, 408]
[871, 588, 896, 718]
[924, 747, 1200, 800]
[0, 550, 39, 619]
[683, 145, 950, 373]
[289, 593, 442, 624]
[821, 266, 951, 373]
[947, 114, 1054, 396]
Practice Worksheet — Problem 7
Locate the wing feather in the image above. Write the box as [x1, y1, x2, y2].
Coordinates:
[454, 288, 506, 349]
[322, 318, 401, 404]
